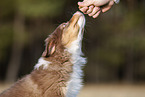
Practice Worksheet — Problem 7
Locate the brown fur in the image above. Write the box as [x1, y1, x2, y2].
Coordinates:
[0, 12, 83, 97]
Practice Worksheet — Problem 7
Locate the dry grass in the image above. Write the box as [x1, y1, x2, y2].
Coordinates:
[0, 83, 12, 93]
[1, 83, 145, 97]
[79, 84, 145, 97]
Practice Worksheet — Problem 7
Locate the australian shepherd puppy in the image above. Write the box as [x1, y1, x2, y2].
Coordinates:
[0, 11, 86, 97]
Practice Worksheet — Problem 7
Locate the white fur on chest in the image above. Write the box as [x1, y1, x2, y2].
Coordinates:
[65, 33, 87, 97]
[66, 54, 86, 97]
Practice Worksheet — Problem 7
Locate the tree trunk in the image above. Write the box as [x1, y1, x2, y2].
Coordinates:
[124, 49, 134, 82]
[123, 0, 136, 83]
[123, 31, 135, 83]
[5, 12, 25, 83]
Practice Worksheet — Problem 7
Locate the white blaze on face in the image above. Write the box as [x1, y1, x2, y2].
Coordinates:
[66, 11, 85, 56]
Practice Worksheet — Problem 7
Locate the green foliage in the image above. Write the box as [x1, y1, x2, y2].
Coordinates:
[0, 0, 15, 17]
[16, 0, 66, 17]
[0, 24, 13, 60]
[95, 49, 124, 67]
[120, 10, 145, 31]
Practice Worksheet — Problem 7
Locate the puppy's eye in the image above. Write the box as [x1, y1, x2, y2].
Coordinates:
[63, 24, 66, 28]
[62, 22, 69, 28]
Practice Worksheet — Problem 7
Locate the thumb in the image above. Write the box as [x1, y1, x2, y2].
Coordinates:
[78, 1, 92, 7]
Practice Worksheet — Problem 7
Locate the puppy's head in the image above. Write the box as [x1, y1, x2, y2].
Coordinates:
[42, 11, 85, 57]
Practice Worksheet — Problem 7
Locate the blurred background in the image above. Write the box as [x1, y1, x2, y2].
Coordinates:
[0, 0, 145, 97]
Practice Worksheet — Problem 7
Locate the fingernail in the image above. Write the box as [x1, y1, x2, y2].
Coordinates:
[90, 5, 94, 8]
[88, 14, 92, 16]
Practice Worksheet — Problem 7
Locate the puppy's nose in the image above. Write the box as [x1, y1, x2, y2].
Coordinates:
[74, 11, 84, 16]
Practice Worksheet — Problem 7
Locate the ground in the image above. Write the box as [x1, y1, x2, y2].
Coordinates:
[79, 84, 145, 97]
[0, 83, 145, 97]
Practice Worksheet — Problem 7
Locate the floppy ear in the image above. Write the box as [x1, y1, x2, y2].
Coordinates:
[42, 40, 56, 57]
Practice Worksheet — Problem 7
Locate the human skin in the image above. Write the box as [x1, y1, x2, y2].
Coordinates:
[78, 0, 114, 18]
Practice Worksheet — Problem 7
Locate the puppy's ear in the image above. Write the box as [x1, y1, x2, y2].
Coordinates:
[42, 39, 56, 57]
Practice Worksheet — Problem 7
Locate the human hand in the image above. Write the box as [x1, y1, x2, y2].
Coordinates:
[78, 0, 115, 18]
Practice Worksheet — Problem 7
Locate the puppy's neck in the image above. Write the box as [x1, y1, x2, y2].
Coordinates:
[35, 49, 71, 70]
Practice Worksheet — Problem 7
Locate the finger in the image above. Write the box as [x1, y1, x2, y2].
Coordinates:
[78, 1, 92, 7]
[102, 1, 114, 12]
[88, 7, 100, 16]
[79, 7, 88, 13]
[92, 10, 101, 18]
[86, 5, 94, 14]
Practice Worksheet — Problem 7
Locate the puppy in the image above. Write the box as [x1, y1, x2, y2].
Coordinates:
[0, 11, 86, 97]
